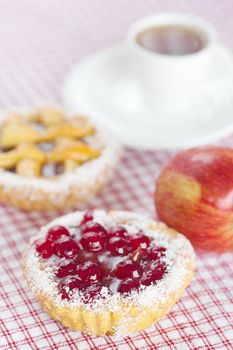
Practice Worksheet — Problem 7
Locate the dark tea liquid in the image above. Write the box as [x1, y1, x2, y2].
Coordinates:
[137, 25, 206, 55]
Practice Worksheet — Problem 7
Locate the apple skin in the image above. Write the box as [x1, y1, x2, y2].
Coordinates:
[155, 147, 233, 251]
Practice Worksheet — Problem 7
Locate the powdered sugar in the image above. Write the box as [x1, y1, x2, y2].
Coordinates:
[24, 210, 195, 317]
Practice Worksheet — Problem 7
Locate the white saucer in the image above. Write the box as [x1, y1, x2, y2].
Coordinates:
[62, 45, 233, 150]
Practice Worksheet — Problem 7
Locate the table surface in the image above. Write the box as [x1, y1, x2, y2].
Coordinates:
[0, 1, 233, 349]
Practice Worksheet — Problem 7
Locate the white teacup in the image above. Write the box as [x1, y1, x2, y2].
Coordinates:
[127, 13, 218, 112]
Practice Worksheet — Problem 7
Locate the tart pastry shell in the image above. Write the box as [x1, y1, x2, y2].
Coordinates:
[29, 268, 193, 336]
[0, 152, 120, 211]
[22, 211, 195, 336]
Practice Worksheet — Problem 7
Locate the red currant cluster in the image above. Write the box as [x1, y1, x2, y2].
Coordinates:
[35, 211, 167, 301]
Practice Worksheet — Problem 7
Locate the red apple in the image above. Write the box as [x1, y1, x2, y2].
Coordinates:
[155, 147, 233, 251]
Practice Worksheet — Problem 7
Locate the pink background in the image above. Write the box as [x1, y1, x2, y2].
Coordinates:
[0, 1, 233, 349]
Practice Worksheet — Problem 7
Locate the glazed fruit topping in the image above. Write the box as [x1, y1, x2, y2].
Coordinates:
[35, 211, 168, 300]
[118, 278, 140, 294]
[80, 232, 105, 252]
[106, 237, 129, 256]
[114, 261, 142, 279]
[129, 233, 150, 252]
[56, 260, 78, 278]
[141, 262, 167, 286]
[58, 277, 83, 300]
[148, 246, 166, 260]
[47, 225, 70, 241]
[108, 226, 127, 239]
[54, 237, 79, 258]
[76, 261, 104, 285]
[83, 284, 104, 303]
[35, 239, 54, 259]
[82, 222, 107, 237]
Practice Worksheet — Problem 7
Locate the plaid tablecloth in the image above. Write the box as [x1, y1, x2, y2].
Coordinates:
[0, 1, 233, 349]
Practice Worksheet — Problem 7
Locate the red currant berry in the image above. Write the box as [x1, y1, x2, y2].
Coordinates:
[58, 277, 83, 300]
[54, 237, 79, 258]
[148, 246, 166, 261]
[35, 239, 54, 259]
[76, 262, 104, 285]
[47, 225, 70, 241]
[82, 284, 103, 303]
[80, 210, 94, 226]
[114, 261, 142, 279]
[129, 233, 150, 252]
[55, 260, 78, 278]
[118, 278, 140, 294]
[108, 226, 127, 239]
[80, 232, 105, 252]
[106, 237, 129, 256]
[141, 262, 167, 286]
[82, 222, 107, 238]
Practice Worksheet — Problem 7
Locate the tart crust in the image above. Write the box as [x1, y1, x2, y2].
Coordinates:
[0, 107, 121, 211]
[22, 210, 195, 336]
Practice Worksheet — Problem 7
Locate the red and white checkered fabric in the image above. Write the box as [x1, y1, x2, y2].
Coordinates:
[0, 1, 233, 349]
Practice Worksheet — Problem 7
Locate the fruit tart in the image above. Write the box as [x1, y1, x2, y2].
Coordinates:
[0, 107, 121, 211]
[23, 210, 195, 336]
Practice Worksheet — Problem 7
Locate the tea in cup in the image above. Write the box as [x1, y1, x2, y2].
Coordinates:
[128, 13, 218, 111]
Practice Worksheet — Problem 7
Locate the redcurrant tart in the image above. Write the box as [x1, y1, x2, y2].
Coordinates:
[23, 210, 195, 336]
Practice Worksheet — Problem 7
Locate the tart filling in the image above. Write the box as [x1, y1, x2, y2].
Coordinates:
[0, 107, 102, 178]
[0, 108, 121, 211]
[24, 210, 195, 313]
